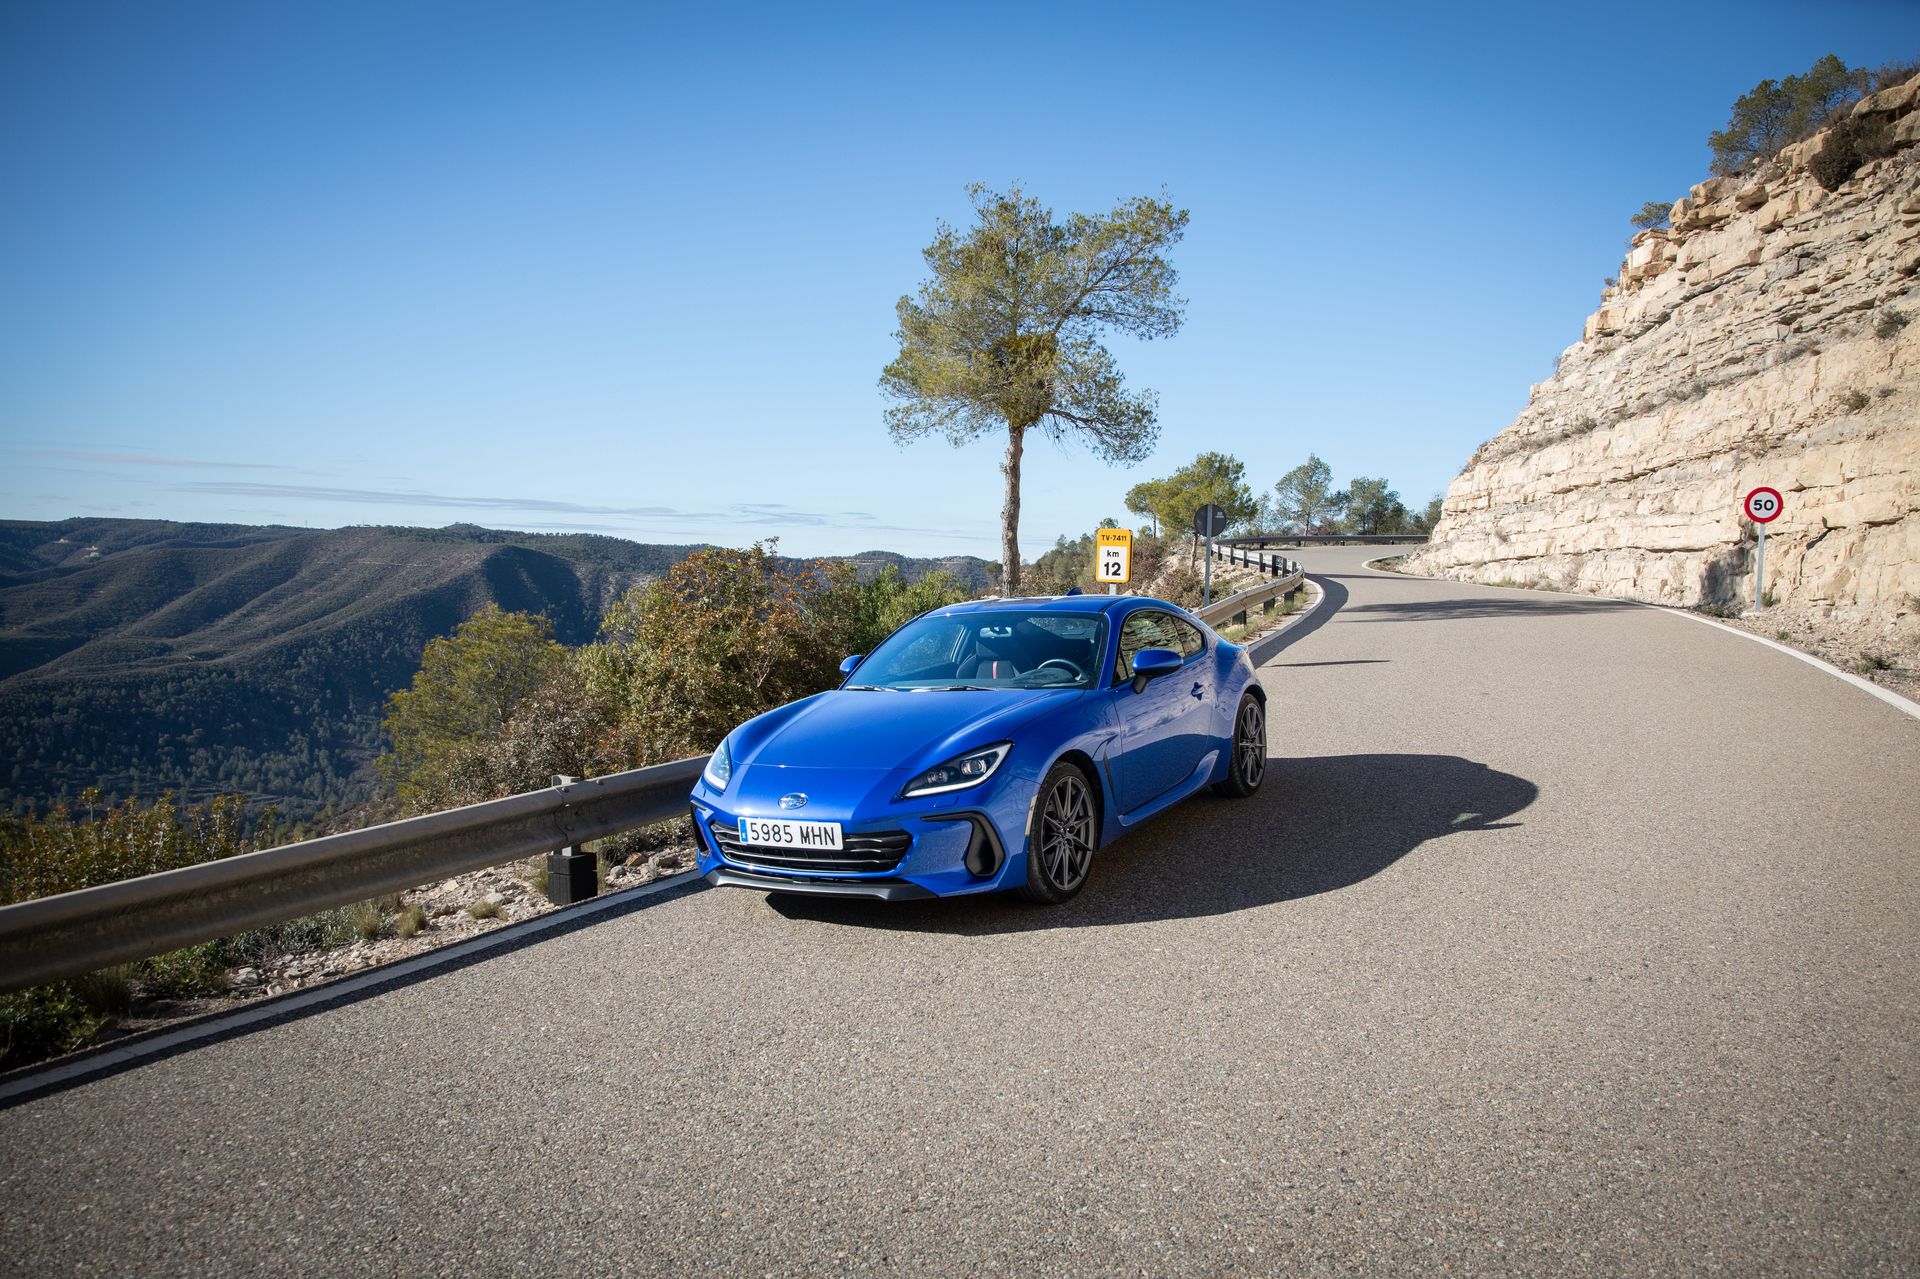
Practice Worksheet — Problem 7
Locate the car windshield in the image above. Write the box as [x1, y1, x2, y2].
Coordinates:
[846, 611, 1108, 691]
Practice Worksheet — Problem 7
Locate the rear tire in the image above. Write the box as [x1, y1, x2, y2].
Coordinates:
[1213, 693, 1266, 798]
[1016, 761, 1100, 904]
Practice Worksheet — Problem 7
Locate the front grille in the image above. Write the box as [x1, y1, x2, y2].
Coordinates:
[710, 823, 911, 874]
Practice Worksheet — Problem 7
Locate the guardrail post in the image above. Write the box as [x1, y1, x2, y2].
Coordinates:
[545, 775, 598, 904]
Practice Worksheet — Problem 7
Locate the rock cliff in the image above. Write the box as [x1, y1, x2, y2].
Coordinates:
[1410, 78, 1920, 646]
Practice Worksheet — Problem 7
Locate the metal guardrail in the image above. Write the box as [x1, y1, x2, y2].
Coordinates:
[1196, 554, 1306, 631]
[1218, 534, 1428, 546]
[0, 757, 707, 995]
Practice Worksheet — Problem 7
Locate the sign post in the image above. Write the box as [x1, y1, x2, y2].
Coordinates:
[1094, 528, 1132, 595]
[1742, 486, 1782, 611]
[1194, 504, 1230, 608]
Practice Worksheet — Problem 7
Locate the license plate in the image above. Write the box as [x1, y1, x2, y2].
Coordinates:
[737, 817, 844, 850]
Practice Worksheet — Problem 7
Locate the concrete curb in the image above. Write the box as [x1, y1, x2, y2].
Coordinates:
[1247, 578, 1330, 667]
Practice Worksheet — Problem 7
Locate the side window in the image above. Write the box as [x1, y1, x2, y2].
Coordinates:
[1113, 610, 1183, 683]
[1172, 617, 1207, 658]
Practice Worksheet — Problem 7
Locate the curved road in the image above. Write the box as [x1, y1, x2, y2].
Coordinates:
[4, 547, 1916, 1276]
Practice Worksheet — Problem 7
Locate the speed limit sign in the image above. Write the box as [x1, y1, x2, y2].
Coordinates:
[1742, 486, 1782, 612]
[1744, 487, 1782, 523]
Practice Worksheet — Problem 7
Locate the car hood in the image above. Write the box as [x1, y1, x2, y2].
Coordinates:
[742, 688, 1082, 770]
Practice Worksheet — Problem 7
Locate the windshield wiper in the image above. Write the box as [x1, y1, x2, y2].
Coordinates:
[843, 684, 902, 691]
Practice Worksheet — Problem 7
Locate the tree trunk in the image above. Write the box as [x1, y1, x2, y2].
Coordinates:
[1000, 424, 1025, 594]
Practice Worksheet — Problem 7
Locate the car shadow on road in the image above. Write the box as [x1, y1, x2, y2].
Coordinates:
[768, 752, 1538, 934]
[1332, 589, 1640, 624]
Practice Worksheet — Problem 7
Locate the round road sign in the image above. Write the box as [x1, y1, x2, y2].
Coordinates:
[1743, 487, 1783, 524]
[1193, 504, 1231, 538]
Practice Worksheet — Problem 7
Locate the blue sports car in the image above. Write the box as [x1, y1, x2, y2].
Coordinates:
[688, 594, 1266, 904]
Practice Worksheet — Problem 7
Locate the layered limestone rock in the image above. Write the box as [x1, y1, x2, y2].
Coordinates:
[1410, 78, 1920, 637]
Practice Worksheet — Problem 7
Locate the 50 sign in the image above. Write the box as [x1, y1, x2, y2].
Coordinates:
[1744, 487, 1783, 524]
[1743, 486, 1783, 613]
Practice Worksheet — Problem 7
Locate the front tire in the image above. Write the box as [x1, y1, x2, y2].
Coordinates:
[1016, 761, 1100, 904]
[1213, 693, 1266, 798]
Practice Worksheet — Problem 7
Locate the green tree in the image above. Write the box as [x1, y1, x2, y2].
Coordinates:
[1272, 454, 1345, 534]
[838, 565, 972, 653]
[594, 543, 865, 766]
[1414, 494, 1445, 535]
[1630, 200, 1673, 231]
[377, 605, 565, 809]
[882, 184, 1188, 592]
[1124, 478, 1171, 536]
[1708, 54, 1868, 176]
[1341, 477, 1408, 536]
[1133, 452, 1258, 563]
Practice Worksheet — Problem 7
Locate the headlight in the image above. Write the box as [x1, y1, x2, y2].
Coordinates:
[900, 743, 1011, 798]
[703, 735, 734, 790]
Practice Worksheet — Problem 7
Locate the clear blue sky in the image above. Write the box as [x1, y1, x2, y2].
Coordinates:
[3, 1, 1915, 559]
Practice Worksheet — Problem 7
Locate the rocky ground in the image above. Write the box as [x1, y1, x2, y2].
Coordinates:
[1713, 597, 1920, 703]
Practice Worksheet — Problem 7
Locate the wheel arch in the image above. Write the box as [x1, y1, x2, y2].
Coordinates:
[1026, 747, 1109, 846]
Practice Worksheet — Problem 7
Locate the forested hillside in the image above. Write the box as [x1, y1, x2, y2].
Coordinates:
[0, 519, 991, 819]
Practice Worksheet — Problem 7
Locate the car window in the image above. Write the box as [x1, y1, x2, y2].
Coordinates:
[891, 621, 965, 672]
[1172, 616, 1207, 658]
[851, 611, 1107, 690]
[1113, 609, 1187, 683]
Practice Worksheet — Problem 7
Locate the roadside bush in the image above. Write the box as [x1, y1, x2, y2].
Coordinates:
[589, 542, 863, 764]
[0, 984, 107, 1071]
[1630, 199, 1672, 231]
[1808, 116, 1889, 191]
[0, 790, 261, 906]
[378, 606, 567, 811]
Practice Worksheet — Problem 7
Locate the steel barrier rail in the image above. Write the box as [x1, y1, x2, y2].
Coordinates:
[1196, 567, 1305, 630]
[0, 757, 708, 995]
[1217, 534, 1428, 546]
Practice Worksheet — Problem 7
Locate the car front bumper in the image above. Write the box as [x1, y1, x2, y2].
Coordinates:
[689, 761, 1032, 898]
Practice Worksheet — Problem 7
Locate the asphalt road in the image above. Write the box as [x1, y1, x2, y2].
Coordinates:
[4, 547, 1916, 1277]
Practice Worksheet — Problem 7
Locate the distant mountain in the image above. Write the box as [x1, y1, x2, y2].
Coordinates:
[0, 519, 992, 819]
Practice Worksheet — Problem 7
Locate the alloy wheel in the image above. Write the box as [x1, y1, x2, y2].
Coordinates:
[1235, 699, 1266, 791]
[1038, 772, 1095, 891]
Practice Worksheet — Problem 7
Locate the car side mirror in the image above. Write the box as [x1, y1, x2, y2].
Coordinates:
[839, 654, 863, 677]
[1129, 647, 1182, 694]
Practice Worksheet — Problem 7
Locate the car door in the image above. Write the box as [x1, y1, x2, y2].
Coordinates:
[1107, 608, 1214, 812]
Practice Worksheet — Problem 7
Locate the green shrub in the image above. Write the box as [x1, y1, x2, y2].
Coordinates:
[466, 898, 501, 921]
[346, 898, 386, 941]
[1709, 54, 1869, 175]
[138, 942, 229, 998]
[1808, 116, 1889, 191]
[0, 790, 255, 906]
[1837, 389, 1871, 413]
[0, 985, 107, 1071]
[1630, 199, 1672, 231]
[395, 905, 427, 940]
[1875, 308, 1910, 340]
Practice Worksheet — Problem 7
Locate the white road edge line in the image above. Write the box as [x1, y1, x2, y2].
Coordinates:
[1362, 555, 1920, 724]
[0, 870, 704, 1103]
[1247, 577, 1330, 667]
